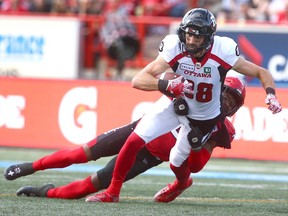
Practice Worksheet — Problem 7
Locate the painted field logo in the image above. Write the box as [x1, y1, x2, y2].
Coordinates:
[204, 67, 211, 73]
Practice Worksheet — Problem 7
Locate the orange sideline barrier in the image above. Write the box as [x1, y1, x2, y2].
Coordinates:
[0, 77, 287, 161]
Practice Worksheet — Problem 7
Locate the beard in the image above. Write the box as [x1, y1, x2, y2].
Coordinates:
[185, 44, 206, 58]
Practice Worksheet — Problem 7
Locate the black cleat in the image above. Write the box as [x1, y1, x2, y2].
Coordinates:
[16, 184, 55, 197]
[4, 163, 35, 180]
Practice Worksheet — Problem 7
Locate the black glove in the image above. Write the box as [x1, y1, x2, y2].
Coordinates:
[173, 97, 189, 115]
[187, 124, 203, 151]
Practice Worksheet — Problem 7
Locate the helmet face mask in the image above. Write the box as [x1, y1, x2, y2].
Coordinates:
[178, 8, 217, 56]
[222, 77, 246, 117]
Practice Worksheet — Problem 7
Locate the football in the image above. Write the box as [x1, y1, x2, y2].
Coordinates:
[157, 71, 180, 80]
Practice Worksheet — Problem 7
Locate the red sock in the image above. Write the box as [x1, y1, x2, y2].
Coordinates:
[188, 148, 211, 173]
[106, 132, 145, 196]
[47, 176, 97, 199]
[33, 147, 88, 171]
[170, 161, 191, 188]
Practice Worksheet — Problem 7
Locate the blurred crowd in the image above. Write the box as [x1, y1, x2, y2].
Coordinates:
[0, 0, 287, 24]
[205, 0, 288, 24]
[0, 0, 187, 16]
[1, 0, 287, 80]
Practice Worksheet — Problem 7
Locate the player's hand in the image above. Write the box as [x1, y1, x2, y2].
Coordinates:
[173, 97, 189, 115]
[167, 76, 188, 97]
[265, 94, 282, 114]
[159, 76, 193, 98]
[182, 79, 193, 97]
[187, 125, 203, 152]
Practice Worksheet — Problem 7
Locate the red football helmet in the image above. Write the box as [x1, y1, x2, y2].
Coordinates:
[222, 76, 246, 116]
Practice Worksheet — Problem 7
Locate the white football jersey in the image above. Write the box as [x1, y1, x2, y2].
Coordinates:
[158, 35, 240, 120]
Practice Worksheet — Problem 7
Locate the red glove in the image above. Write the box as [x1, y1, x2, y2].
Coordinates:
[265, 94, 282, 114]
[158, 76, 193, 98]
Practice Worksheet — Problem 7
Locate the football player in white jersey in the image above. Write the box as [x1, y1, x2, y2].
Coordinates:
[90, 8, 282, 202]
[13, 77, 243, 201]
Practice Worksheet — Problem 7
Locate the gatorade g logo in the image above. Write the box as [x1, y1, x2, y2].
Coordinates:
[59, 87, 97, 145]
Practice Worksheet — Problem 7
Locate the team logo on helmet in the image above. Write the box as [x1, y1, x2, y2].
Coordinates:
[159, 41, 164, 52]
[235, 45, 240, 56]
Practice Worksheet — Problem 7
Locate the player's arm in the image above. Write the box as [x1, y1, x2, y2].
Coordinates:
[233, 57, 282, 114]
[132, 55, 193, 97]
[132, 55, 170, 91]
[233, 57, 275, 89]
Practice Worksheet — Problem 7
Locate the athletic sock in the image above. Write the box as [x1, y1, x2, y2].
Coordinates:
[47, 176, 97, 199]
[188, 148, 211, 173]
[106, 132, 145, 196]
[170, 161, 191, 188]
[32, 147, 88, 171]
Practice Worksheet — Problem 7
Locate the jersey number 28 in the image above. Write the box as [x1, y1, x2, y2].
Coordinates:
[185, 82, 213, 102]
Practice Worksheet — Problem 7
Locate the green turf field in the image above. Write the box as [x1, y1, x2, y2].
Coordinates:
[1, 147, 288, 216]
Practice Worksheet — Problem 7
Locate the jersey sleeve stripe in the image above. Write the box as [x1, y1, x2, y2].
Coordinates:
[210, 54, 232, 71]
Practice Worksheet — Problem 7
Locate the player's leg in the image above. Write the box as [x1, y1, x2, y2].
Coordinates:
[4, 120, 139, 181]
[188, 146, 212, 173]
[94, 97, 180, 202]
[33, 120, 139, 171]
[16, 157, 118, 199]
[16, 174, 98, 199]
[86, 147, 163, 202]
[154, 160, 192, 203]
[17, 147, 162, 199]
[154, 137, 214, 203]
[88, 120, 140, 160]
[154, 124, 193, 203]
[4, 144, 91, 181]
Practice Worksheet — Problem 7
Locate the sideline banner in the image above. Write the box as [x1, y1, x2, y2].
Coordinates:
[0, 77, 287, 161]
[0, 16, 80, 79]
[217, 24, 288, 87]
[0, 77, 161, 148]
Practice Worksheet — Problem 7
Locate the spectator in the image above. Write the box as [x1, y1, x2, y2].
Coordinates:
[95, 0, 140, 80]
[1, 0, 30, 12]
[78, 0, 104, 15]
[277, 0, 288, 23]
[102, 0, 138, 16]
[245, 0, 270, 22]
[217, 0, 271, 23]
[50, 0, 70, 14]
[268, 0, 288, 23]
[29, 0, 52, 13]
[198, 0, 222, 18]
[217, 0, 249, 22]
[166, 0, 187, 17]
[142, 0, 186, 17]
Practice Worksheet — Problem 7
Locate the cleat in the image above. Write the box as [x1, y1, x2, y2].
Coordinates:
[85, 191, 119, 203]
[16, 184, 55, 197]
[4, 163, 35, 180]
[154, 178, 193, 203]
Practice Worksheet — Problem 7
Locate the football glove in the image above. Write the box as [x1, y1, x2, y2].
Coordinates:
[265, 94, 282, 114]
[158, 76, 193, 98]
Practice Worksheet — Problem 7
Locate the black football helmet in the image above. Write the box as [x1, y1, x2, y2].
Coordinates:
[178, 8, 217, 55]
